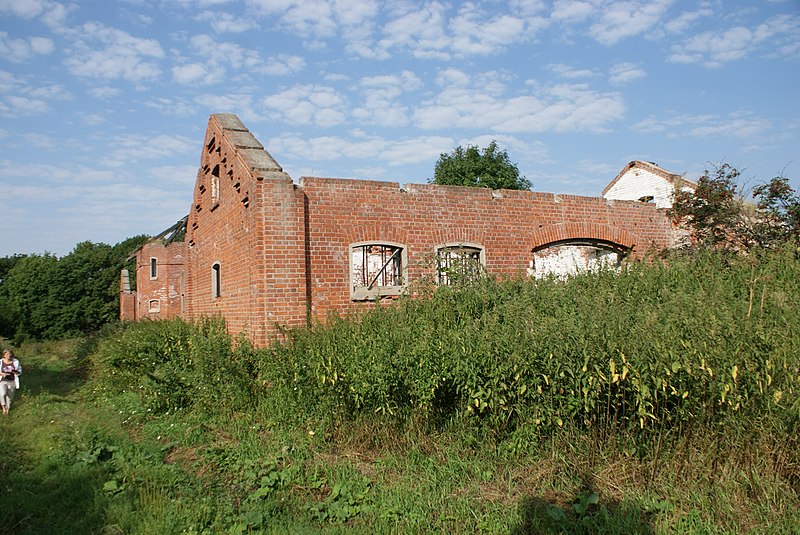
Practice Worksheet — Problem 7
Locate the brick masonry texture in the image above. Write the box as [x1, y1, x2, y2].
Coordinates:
[122, 114, 678, 347]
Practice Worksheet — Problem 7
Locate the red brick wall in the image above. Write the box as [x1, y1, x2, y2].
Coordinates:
[301, 178, 673, 322]
[184, 114, 308, 346]
[133, 242, 185, 320]
[128, 114, 677, 348]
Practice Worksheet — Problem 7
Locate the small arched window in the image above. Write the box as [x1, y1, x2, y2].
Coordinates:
[211, 262, 221, 298]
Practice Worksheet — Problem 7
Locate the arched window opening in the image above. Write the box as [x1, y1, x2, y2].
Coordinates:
[530, 239, 627, 280]
[436, 244, 484, 285]
[211, 262, 221, 298]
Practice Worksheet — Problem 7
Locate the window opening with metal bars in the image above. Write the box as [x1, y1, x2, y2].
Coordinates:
[350, 243, 405, 300]
[436, 245, 484, 285]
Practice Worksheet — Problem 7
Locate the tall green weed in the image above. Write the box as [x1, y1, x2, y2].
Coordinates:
[91, 317, 259, 414]
[263, 248, 800, 445]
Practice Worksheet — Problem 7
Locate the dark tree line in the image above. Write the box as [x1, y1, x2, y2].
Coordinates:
[0, 235, 149, 342]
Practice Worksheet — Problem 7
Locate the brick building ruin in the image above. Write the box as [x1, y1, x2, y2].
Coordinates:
[121, 114, 685, 347]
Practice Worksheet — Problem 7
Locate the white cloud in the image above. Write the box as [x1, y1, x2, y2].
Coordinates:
[351, 71, 422, 127]
[0, 71, 66, 118]
[551, 0, 595, 22]
[188, 34, 261, 69]
[548, 63, 596, 79]
[261, 84, 348, 127]
[260, 54, 306, 76]
[172, 62, 219, 85]
[589, 0, 674, 45]
[247, 0, 378, 37]
[197, 10, 259, 33]
[267, 132, 452, 168]
[65, 22, 164, 81]
[633, 112, 772, 139]
[0, 0, 67, 27]
[449, 3, 529, 55]
[380, 136, 453, 165]
[608, 62, 646, 84]
[378, 1, 451, 59]
[88, 86, 121, 99]
[102, 134, 197, 166]
[144, 97, 197, 116]
[669, 14, 800, 67]
[663, 7, 714, 34]
[414, 82, 625, 134]
[0, 32, 54, 62]
[435, 68, 470, 87]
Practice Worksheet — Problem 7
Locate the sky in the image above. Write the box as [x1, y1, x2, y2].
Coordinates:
[1, 0, 799, 257]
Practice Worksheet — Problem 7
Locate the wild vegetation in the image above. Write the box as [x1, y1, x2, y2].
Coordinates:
[1, 247, 798, 534]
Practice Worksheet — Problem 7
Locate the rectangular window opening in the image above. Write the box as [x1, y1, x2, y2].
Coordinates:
[437, 245, 484, 286]
[350, 243, 405, 300]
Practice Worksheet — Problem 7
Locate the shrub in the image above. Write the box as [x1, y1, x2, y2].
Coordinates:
[91, 317, 259, 414]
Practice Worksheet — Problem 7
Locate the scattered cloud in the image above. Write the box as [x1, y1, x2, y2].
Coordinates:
[551, 0, 595, 23]
[0, 0, 69, 29]
[172, 62, 214, 85]
[548, 63, 596, 79]
[663, 7, 714, 34]
[101, 133, 197, 166]
[608, 62, 646, 84]
[589, 0, 673, 45]
[0, 32, 54, 62]
[64, 22, 164, 81]
[633, 111, 772, 139]
[197, 10, 259, 33]
[669, 14, 800, 67]
[449, 3, 530, 55]
[414, 82, 625, 134]
[259, 54, 306, 76]
[351, 70, 421, 127]
[246, 0, 379, 38]
[261, 84, 348, 127]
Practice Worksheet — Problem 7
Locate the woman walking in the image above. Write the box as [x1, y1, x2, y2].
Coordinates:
[1, 349, 22, 415]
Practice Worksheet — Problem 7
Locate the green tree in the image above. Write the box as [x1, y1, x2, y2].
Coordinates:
[750, 175, 800, 247]
[669, 164, 798, 252]
[0, 253, 59, 340]
[669, 163, 750, 249]
[0, 235, 151, 342]
[431, 141, 531, 190]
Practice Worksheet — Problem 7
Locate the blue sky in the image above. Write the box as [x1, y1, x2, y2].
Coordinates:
[1, 0, 798, 257]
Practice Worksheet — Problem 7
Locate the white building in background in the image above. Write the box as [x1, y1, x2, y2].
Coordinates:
[602, 160, 695, 209]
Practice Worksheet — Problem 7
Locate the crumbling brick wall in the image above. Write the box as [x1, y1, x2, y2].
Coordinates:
[125, 114, 678, 347]
[131, 242, 185, 320]
[184, 114, 308, 346]
[301, 179, 672, 322]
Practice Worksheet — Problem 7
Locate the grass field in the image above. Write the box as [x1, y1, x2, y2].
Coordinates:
[0, 249, 798, 533]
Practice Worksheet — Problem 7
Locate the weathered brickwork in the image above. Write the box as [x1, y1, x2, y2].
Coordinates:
[120, 242, 185, 321]
[123, 114, 680, 347]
